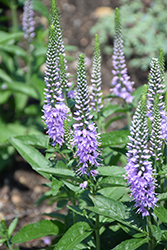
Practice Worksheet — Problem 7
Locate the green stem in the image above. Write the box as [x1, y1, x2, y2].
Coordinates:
[88, 169, 100, 249]
[147, 215, 156, 250]
[95, 214, 100, 250]
[10, 0, 18, 33]
[72, 197, 77, 224]
[26, 44, 33, 85]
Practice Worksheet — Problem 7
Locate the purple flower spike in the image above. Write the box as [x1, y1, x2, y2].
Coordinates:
[42, 24, 69, 147]
[42, 103, 68, 147]
[111, 8, 134, 103]
[74, 124, 100, 175]
[22, 0, 35, 42]
[73, 54, 100, 175]
[125, 93, 157, 217]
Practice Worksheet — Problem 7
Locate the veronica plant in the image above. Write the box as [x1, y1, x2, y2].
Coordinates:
[6, 1, 167, 250]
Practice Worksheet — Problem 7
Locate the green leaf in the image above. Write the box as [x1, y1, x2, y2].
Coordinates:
[157, 192, 167, 201]
[132, 86, 144, 107]
[112, 238, 147, 250]
[37, 167, 77, 180]
[104, 115, 125, 130]
[100, 130, 130, 147]
[53, 222, 92, 250]
[8, 218, 18, 237]
[0, 123, 43, 145]
[63, 180, 81, 192]
[0, 238, 6, 243]
[88, 195, 126, 222]
[0, 31, 23, 44]
[103, 104, 127, 118]
[9, 137, 51, 179]
[99, 176, 125, 188]
[14, 134, 49, 149]
[67, 206, 84, 217]
[99, 186, 127, 201]
[51, 177, 63, 196]
[154, 205, 167, 222]
[0, 69, 12, 82]
[12, 220, 59, 244]
[0, 44, 26, 57]
[2, 82, 39, 99]
[98, 166, 126, 176]
[42, 212, 66, 222]
[150, 225, 161, 241]
[0, 90, 11, 104]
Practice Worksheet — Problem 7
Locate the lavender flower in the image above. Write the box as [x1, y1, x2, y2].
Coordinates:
[43, 103, 68, 147]
[111, 8, 134, 103]
[42, 24, 68, 147]
[22, 0, 35, 42]
[90, 34, 103, 113]
[125, 91, 157, 217]
[73, 54, 100, 175]
[80, 181, 88, 190]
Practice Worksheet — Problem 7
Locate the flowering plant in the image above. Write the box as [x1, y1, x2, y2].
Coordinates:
[1, 1, 167, 250]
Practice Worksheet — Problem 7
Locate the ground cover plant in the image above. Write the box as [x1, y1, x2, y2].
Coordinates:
[1, 0, 167, 249]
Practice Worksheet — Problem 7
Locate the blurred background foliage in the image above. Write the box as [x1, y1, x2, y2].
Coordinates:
[91, 0, 167, 71]
[0, 0, 77, 172]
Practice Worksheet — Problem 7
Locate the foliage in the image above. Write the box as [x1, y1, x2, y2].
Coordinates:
[91, 0, 167, 71]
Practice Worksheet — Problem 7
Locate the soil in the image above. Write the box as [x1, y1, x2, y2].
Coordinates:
[0, 0, 148, 249]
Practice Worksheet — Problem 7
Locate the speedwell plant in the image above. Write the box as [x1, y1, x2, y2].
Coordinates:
[2, 1, 167, 250]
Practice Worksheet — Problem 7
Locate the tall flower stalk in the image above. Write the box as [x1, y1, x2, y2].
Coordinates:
[111, 8, 134, 104]
[125, 87, 157, 217]
[22, 0, 35, 43]
[42, 24, 68, 147]
[51, 0, 74, 101]
[90, 34, 103, 119]
[73, 54, 100, 176]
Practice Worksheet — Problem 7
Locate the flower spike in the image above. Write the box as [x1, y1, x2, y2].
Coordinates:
[111, 8, 134, 103]
[42, 24, 68, 147]
[73, 54, 100, 175]
[90, 34, 103, 113]
[22, 0, 35, 42]
[125, 89, 157, 217]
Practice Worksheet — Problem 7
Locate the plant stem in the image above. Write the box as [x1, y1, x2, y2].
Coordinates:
[10, 0, 18, 33]
[147, 215, 156, 250]
[26, 44, 33, 85]
[88, 169, 101, 250]
[72, 197, 77, 224]
[95, 214, 100, 250]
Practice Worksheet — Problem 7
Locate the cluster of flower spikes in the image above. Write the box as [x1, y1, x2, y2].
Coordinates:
[90, 34, 103, 113]
[42, 23, 69, 147]
[111, 8, 134, 103]
[125, 87, 157, 217]
[51, 0, 74, 100]
[147, 55, 167, 147]
[73, 54, 100, 177]
[22, 0, 35, 42]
